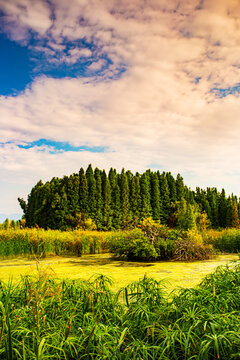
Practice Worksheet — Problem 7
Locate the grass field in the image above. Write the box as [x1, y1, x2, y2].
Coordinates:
[0, 253, 238, 292]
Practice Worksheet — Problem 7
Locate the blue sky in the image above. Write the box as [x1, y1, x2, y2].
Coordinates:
[0, 0, 239, 218]
[0, 34, 33, 95]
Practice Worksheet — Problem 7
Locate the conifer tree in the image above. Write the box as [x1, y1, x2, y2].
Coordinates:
[226, 197, 233, 227]
[231, 197, 240, 228]
[176, 174, 185, 201]
[140, 172, 152, 219]
[18, 197, 27, 215]
[86, 164, 97, 219]
[218, 189, 227, 228]
[130, 174, 141, 220]
[94, 167, 103, 229]
[108, 168, 121, 228]
[120, 169, 130, 227]
[150, 172, 162, 221]
[102, 170, 112, 229]
[166, 172, 177, 203]
[207, 188, 219, 227]
[79, 168, 88, 214]
[3, 218, 9, 229]
[19, 164, 240, 230]
[40, 182, 51, 228]
[159, 172, 170, 224]
[65, 174, 80, 213]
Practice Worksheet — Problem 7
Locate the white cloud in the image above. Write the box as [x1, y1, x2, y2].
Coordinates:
[0, 0, 240, 212]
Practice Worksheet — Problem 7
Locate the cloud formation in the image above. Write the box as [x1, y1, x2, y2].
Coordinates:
[0, 0, 239, 212]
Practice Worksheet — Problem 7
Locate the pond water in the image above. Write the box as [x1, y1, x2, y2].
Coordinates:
[0, 254, 238, 292]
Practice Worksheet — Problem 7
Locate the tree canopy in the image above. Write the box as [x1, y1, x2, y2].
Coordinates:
[19, 165, 240, 230]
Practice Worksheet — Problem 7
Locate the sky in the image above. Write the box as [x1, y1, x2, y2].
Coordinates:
[0, 0, 240, 219]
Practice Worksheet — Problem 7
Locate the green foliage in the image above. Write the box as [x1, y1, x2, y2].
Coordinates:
[204, 228, 240, 253]
[109, 229, 158, 261]
[109, 219, 213, 261]
[64, 211, 96, 230]
[19, 165, 240, 231]
[1, 263, 240, 359]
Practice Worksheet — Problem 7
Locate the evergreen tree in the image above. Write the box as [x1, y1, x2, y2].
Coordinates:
[26, 180, 44, 227]
[102, 170, 112, 229]
[17, 197, 27, 215]
[120, 169, 130, 227]
[130, 174, 141, 221]
[231, 197, 240, 228]
[150, 172, 162, 221]
[48, 182, 68, 229]
[159, 172, 170, 224]
[79, 168, 88, 215]
[66, 174, 79, 213]
[3, 218, 9, 229]
[94, 167, 103, 229]
[207, 188, 219, 228]
[140, 172, 152, 219]
[218, 189, 227, 228]
[176, 174, 185, 201]
[108, 168, 121, 229]
[86, 164, 97, 219]
[19, 164, 240, 230]
[226, 197, 233, 227]
[166, 172, 177, 203]
[176, 198, 197, 230]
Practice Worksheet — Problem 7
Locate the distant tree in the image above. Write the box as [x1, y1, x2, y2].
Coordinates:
[18, 164, 240, 230]
[109, 168, 121, 229]
[207, 188, 219, 228]
[159, 172, 170, 224]
[166, 172, 177, 203]
[226, 197, 233, 227]
[130, 174, 141, 220]
[175, 198, 198, 230]
[94, 167, 103, 229]
[3, 218, 9, 229]
[140, 172, 152, 219]
[66, 174, 80, 213]
[10, 219, 16, 229]
[218, 189, 227, 228]
[17, 197, 27, 215]
[86, 164, 97, 218]
[150, 172, 162, 221]
[231, 198, 240, 228]
[196, 211, 211, 231]
[120, 169, 130, 227]
[79, 168, 88, 214]
[176, 174, 185, 201]
[102, 170, 112, 229]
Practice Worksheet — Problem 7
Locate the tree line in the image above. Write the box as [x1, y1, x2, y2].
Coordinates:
[18, 165, 240, 230]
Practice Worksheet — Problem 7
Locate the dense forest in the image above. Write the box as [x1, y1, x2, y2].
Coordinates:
[18, 165, 240, 230]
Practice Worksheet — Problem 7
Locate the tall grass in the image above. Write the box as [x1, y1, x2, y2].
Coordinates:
[0, 261, 240, 359]
[1, 227, 240, 261]
[203, 228, 240, 253]
[0, 229, 112, 258]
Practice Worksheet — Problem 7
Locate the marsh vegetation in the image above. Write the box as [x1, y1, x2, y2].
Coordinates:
[1, 262, 240, 359]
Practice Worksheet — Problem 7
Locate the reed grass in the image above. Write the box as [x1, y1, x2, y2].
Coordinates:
[0, 261, 240, 359]
[1, 227, 240, 261]
[203, 228, 240, 253]
[0, 229, 113, 259]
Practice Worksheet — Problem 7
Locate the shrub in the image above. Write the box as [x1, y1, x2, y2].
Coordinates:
[109, 229, 158, 261]
[173, 239, 213, 261]
[140, 218, 179, 259]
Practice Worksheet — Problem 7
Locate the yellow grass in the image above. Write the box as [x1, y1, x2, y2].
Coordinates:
[0, 253, 238, 292]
